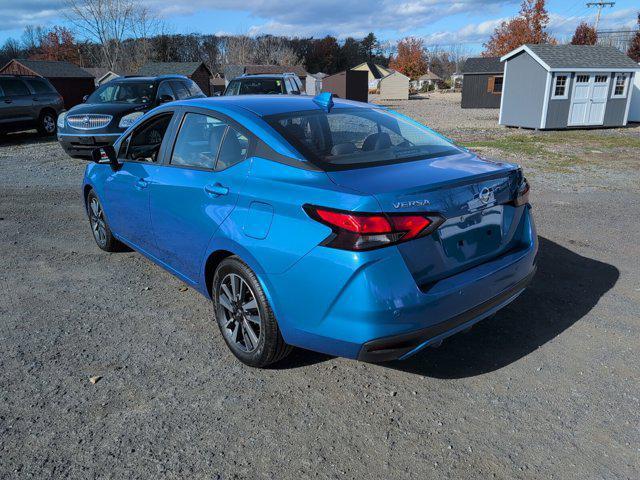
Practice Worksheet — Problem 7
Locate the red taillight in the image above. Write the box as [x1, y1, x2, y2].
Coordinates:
[513, 177, 530, 207]
[305, 205, 444, 251]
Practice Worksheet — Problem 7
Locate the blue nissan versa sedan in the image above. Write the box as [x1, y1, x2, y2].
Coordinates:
[84, 93, 537, 367]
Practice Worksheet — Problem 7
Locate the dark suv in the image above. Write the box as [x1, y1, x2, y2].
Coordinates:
[223, 73, 304, 96]
[57, 74, 205, 158]
[0, 75, 64, 136]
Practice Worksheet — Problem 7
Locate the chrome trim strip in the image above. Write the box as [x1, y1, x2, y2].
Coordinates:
[57, 133, 121, 137]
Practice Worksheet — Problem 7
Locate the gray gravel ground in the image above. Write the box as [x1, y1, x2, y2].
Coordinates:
[1, 103, 639, 479]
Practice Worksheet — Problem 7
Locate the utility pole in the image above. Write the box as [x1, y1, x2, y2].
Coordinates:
[586, 1, 615, 31]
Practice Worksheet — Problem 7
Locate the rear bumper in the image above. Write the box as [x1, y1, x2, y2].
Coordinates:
[263, 205, 538, 360]
[357, 267, 536, 362]
[57, 132, 121, 158]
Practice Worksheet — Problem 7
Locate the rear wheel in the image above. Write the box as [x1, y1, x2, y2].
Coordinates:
[212, 256, 291, 367]
[37, 111, 57, 135]
[86, 190, 124, 252]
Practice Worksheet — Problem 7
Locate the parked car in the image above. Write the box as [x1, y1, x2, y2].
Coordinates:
[0, 74, 64, 136]
[223, 73, 304, 96]
[83, 93, 537, 367]
[57, 75, 205, 158]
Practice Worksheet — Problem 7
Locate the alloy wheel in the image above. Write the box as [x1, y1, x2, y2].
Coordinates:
[89, 197, 107, 247]
[43, 114, 56, 133]
[217, 273, 262, 352]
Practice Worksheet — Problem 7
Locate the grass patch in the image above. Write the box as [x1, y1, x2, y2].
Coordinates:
[463, 131, 640, 163]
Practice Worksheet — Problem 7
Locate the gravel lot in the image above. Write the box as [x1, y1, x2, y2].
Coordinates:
[1, 98, 639, 479]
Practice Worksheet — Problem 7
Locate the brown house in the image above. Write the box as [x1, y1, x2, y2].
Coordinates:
[137, 62, 213, 96]
[321, 70, 368, 102]
[0, 59, 95, 108]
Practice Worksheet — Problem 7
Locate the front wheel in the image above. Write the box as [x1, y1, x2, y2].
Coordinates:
[212, 256, 291, 367]
[86, 190, 125, 252]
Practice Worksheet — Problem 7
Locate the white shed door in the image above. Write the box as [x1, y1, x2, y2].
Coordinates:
[569, 74, 609, 126]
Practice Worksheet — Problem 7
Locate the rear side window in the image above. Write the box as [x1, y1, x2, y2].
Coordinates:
[216, 126, 249, 171]
[265, 107, 459, 170]
[171, 113, 225, 169]
[25, 78, 54, 94]
[0, 78, 30, 96]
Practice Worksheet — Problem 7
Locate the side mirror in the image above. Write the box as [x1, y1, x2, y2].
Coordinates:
[159, 94, 174, 104]
[91, 145, 120, 171]
[82, 95, 88, 103]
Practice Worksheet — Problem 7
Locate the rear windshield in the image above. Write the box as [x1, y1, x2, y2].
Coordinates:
[225, 79, 284, 95]
[87, 82, 155, 104]
[264, 107, 460, 170]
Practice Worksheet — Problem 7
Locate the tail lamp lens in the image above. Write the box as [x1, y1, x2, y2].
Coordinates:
[305, 205, 444, 251]
[514, 177, 530, 207]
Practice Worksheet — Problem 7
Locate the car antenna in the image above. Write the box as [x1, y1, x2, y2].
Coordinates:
[313, 92, 334, 112]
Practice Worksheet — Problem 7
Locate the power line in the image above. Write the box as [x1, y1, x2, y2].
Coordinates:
[586, 1, 615, 31]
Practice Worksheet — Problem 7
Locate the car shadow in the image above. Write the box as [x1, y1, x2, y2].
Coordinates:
[0, 130, 54, 146]
[382, 236, 619, 378]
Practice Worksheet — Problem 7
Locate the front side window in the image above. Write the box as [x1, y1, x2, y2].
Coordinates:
[171, 113, 226, 169]
[170, 81, 190, 100]
[0, 78, 30, 96]
[184, 79, 203, 97]
[612, 74, 628, 98]
[265, 107, 460, 170]
[87, 82, 155, 104]
[124, 114, 172, 162]
[552, 75, 569, 98]
[156, 81, 174, 101]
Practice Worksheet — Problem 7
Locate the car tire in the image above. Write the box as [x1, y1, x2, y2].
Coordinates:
[37, 111, 57, 136]
[86, 190, 125, 252]
[212, 256, 292, 367]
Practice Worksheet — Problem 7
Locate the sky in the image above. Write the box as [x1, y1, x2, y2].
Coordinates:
[0, 0, 638, 53]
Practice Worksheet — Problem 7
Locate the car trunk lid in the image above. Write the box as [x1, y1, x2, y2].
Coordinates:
[326, 152, 524, 286]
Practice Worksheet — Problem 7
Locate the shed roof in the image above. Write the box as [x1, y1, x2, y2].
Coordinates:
[461, 57, 503, 74]
[137, 62, 211, 77]
[2, 59, 93, 78]
[419, 71, 441, 81]
[501, 44, 639, 71]
[353, 62, 389, 79]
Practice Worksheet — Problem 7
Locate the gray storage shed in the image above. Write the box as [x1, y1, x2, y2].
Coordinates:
[499, 44, 638, 129]
[461, 57, 504, 108]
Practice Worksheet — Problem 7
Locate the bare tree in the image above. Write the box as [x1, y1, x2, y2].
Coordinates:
[220, 35, 254, 65]
[253, 36, 302, 66]
[64, 0, 141, 70]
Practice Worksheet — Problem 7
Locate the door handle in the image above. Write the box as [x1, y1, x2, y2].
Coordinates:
[134, 178, 149, 190]
[204, 183, 229, 197]
[4, 99, 11, 104]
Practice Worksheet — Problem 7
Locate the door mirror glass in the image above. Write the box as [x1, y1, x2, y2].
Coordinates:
[91, 145, 120, 171]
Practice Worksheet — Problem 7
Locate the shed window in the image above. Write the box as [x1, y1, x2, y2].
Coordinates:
[487, 76, 503, 94]
[612, 74, 628, 98]
[552, 75, 569, 99]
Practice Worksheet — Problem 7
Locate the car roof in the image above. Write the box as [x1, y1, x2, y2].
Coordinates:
[174, 95, 372, 117]
[235, 74, 297, 79]
[113, 75, 187, 83]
